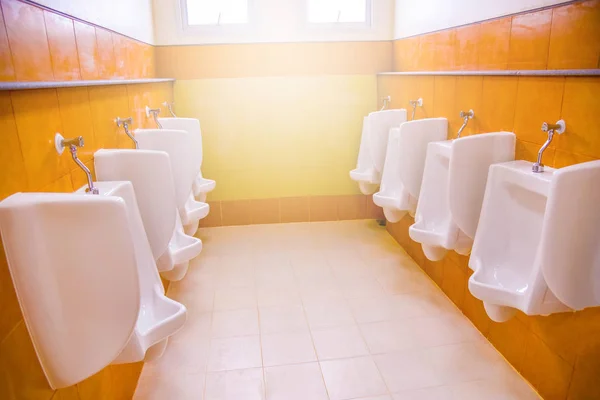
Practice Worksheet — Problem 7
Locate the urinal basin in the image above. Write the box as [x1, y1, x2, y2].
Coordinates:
[409, 132, 516, 261]
[469, 161, 557, 318]
[373, 118, 448, 222]
[350, 110, 407, 194]
[0, 190, 140, 389]
[94, 149, 176, 262]
[135, 129, 198, 210]
[157, 210, 203, 281]
[194, 174, 216, 199]
[75, 182, 187, 362]
[181, 193, 210, 225]
[469, 160, 600, 321]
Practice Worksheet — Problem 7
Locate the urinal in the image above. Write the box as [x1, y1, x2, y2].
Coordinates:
[468, 160, 600, 322]
[94, 149, 203, 281]
[158, 117, 216, 203]
[0, 182, 186, 389]
[135, 128, 209, 237]
[373, 118, 448, 223]
[409, 132, 516, 261]
[350, 109, 407, 195]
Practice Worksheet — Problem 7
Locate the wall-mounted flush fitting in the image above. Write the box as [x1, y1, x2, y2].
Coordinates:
[145, 106, 163, 128]
[532, 120, 566, 173]
[408, 98, 423, 120]
[457, 109, 474, 138]
[115, 117, 138, 149]
[380, 96, 391, 111]
[162, 101, 177, 118]
[54, 133, 98, 194]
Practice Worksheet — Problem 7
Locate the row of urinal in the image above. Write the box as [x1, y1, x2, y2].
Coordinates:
[0, 110, 214, 389]
[350, 104, 600, 324]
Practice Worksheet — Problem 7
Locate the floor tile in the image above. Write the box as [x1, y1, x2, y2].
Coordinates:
[214, 287, 257, 311]
[134, 368, 205, 400]
[211, 309, 259, 338]
[312, 325, 369, 360]
[261, 331, 317, 366]
[320, 356, 388, 400]
[303, 300, 355, 330]
[205, 368, 265, 400]
[359, 320, 418, 354]
[264, 363, 329, 400]
[374, 350, 442, 393]
[347, 296, 394, 324]
[257, 287, 302, 308]
[208, 336, 262, 371]
[259, 305, 308, 334]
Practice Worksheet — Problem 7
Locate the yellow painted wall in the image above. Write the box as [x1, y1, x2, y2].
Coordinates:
[175, 75, 377, 201]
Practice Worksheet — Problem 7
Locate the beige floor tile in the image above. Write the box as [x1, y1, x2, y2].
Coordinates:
[214, 287, 257, 311]
[347, 296, 394, 324]
[208, 336, 262, 371]
[374, 350, 443, 393]
[392, 386, 452, 400]
[171, 312, 212, 343]
[134, 369, 205, 400]
[157, 336, 211, 373]
[312, 325, 369, 360]
[425, 342, 503, 385]
[303, 300, 355, 330]
[205, 368, 265, 400]
[354, 396, 394, 400]
[257, 287, 302, 308]
[264, 363, 329, 400]
[320, 356, 388, 400]
[359, 320, 419, 354]
[261, 331, 317, 366]
[211, 309, 259, 338]
[259, 305, 308, 334]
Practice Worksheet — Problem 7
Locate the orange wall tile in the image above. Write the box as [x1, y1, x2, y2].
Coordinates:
[1, 0, 54, 81]
[548, 0, 600, 69]
[43, 11, 81, 81]
[0, 3, 15, 81]
[0, 0, 155, 82]
[477, 17, 512, 70]
[392, 0, 600, 72]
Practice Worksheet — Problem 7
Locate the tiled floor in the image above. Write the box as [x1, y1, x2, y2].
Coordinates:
[134, 220, 540, 400]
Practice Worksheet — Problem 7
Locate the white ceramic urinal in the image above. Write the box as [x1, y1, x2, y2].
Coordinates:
[409, 132, 516, 261]
[350, 109, 408, 195]
[135, 128, 209, 237]
[0, 182, 186, 389]
[373, 118, 448, 223]
[158, 117, 216, 202]
[469, 160, 600, 322]
[94, 149, 203, 281]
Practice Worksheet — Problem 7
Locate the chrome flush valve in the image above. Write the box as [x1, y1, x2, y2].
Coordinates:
[54, 133, 99, 194]
[532, 120, 566, 173]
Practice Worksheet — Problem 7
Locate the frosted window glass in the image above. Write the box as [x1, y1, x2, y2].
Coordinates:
[308, 0, 367, 23]
[186, 0, 248, 25]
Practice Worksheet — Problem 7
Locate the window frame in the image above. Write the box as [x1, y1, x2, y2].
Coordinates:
[305, 0, 373, 30]
[180, 0, 255, 32]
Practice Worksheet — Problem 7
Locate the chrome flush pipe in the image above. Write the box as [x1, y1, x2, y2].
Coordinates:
[532, 120, 566, 173]
[145, 106, 163, 128]
[54, 134, 98, 194]
[115, 117, 138, 149]
[380, 96, 391, 111]
[456, 109, 474, 138]
[408, 98, 423, 120]
[162, 101, 177, 117]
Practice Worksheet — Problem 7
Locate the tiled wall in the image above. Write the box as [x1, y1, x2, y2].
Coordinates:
[392, 0, 600, 71]
[0, 2, 172, 399]
[379, 3, 600, 396]
[0, 0, 155, 82]
[200, 194, 385, 228]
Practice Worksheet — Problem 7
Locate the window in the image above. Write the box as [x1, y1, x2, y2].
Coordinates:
[184, 0, 248, 26]
[307, 0, 370, 24]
